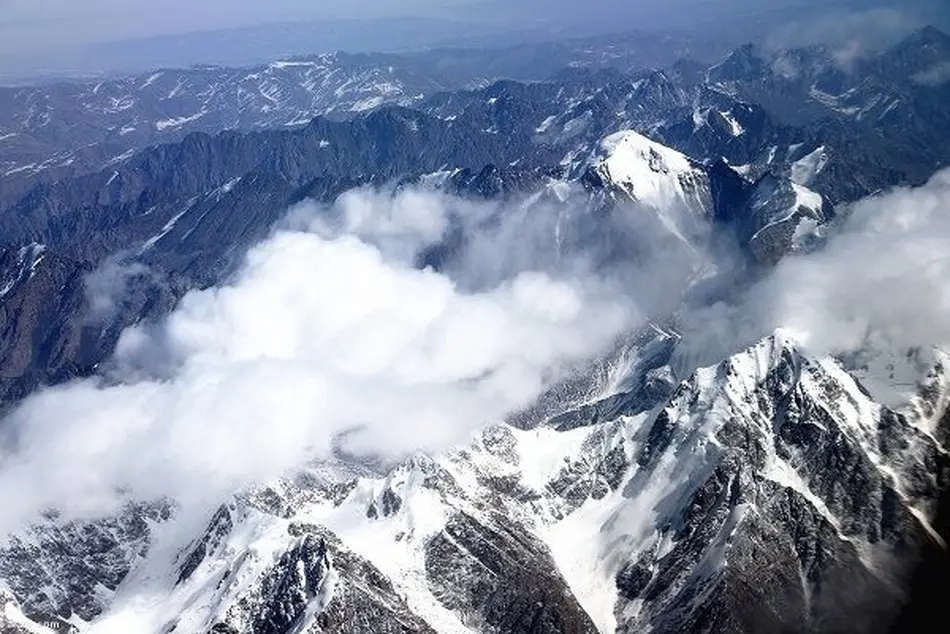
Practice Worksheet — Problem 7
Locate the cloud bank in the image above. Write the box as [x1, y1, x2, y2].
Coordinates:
[770, 169, 950, 353]
[0, 187, 640, 535]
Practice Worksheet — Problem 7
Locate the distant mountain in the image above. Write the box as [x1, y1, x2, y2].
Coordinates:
[0, 30, 720, 198]
[422, 26, 950, 204]
[0, 53, 459, 199]
[2, 26, 947, 212]
[0, 110, 829, 403]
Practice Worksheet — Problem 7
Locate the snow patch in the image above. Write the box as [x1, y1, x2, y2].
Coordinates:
[269, 60, 320, 69]
[719, 110, 743, 136]
[155, 110, 206, 131]
[596, 130, 696, 207]
[140, 72, 163, 88]
[791, 146, 829, 186]
[791, 182, 823, 212]
[137, 203, 195, 253]
[535, 115, 557, 134]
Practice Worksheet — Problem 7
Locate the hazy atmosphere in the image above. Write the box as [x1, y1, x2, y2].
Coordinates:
[1, 0, 948, 77]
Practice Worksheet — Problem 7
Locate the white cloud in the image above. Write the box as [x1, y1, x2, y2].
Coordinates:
[0, 187, 639, 535]
[769, 168, 950, 353]
[676, 168, 950, 368]
[764, 8, 923, 66]
[83, 256, 152, 324]
[912, 61, 950, 86]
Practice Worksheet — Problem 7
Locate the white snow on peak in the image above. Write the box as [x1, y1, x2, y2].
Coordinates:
[791, 145, 829, 186]
[595, 130, 704, 210]
[600, 130, 693, 176]
[155, 110, 206, 131]
[592, 130, 713, 251]
[791, 181, 823, 213]
[8, 304, 947, 634]
[719, 110, 744, 136]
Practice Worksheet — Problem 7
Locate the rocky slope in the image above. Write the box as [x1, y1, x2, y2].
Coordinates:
[0, 123, 820, 403]
[1, 328, 946, 634]
[0, 30, 718, 197]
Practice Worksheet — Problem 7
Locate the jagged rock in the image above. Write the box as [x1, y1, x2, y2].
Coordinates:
[0, 500, 172, 625]
[425, 511, 598, 634]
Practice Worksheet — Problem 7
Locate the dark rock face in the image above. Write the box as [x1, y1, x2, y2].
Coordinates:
[0, 244, 91, 403]
[548, 331, 677, 434]
[303, 537, 436, 634]
[0, 110, 542, 258]
[0, 241, 183, 403]
[0, 110, 551, 401]
[251, 534, 331, 634]
[612, 337, 948, 634]
[194, 520, 437, 634]
[739, 173, 828, 265]
[425, 511, 598, 634]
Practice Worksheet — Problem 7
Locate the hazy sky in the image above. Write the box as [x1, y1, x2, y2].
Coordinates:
[0, 0, 477, 47]
[0, 1, 946, 76]
[0, 1, 931, 47]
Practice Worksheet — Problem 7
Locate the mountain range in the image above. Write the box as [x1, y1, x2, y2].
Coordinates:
[0, 24, 949, 634]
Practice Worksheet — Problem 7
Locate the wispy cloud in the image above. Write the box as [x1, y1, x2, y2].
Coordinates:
[676, 168, 950, 368]
[764, 7, 924, 66]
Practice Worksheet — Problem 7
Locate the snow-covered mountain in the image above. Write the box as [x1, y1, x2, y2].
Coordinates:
[3, 25, 948, 211]
[0, 30, 718, 188]
[0, 130, 937, 634]
[0, 26, 948, 634]
[581, 130, 827, 265]
[590, 131, 713, 218]
[1, 326, 946, 634]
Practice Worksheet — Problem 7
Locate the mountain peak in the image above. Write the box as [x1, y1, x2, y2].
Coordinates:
[598, 130, 694, 178]
[883, 25, 950, 75]
[707, 43, 768, 83]
[590, 130, 713, 226]
[906, 25, 950, 48]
